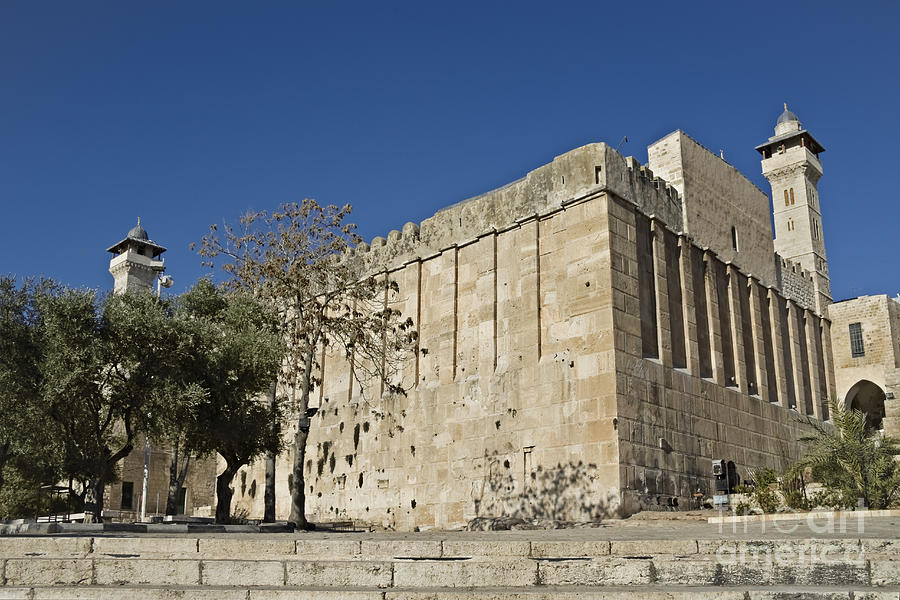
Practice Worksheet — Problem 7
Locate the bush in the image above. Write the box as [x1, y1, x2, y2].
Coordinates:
[798, 400, 900, 510]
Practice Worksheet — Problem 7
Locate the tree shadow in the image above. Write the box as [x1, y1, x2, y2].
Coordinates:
[471, 456, 617, 524]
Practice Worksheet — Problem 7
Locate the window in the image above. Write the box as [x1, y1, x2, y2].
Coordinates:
[731, 226, 739, 251]
[784, 189, 789, 206]
[121, 481, 134, 510]
[849, 322, 865, 358]
[790, 188, 795, 205]
[814, 220, 819, 240]
[787, 219, 794, 232]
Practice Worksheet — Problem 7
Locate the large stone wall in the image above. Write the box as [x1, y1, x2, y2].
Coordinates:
[648, 131, 777, 288]
[604, 193, 832, 513]
[228, 137, 837, 529]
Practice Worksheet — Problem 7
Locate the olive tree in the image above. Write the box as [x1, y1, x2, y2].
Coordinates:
[172, 279, 284, 523]
[196, 200, 418, 527]
[37, 289, 179, 522]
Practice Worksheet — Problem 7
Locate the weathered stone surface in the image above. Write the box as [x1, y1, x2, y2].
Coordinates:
[200, 559, 284, 586]
[284, 560, 392, 587]
[442, 540, 531, 557]
[611, 540, 697, 556]
[31, 589, 248, 599]
[5, 558, 92, 585]
[361, 540, 442, 559]
[870, 559, 900, 587]
[197, 538, 295, 558]
[537, 558, 652, 586]
[0, 588, 31, 600]
[530, 541, 610, 558]
[294, 539, 362, 559]
[93, 536, 198, 557]
[0, 536, 91, 558]
[393, 559, 536, 588]
[94, 558, 199, 586]
[652, 559, 720, 585]
[251, 592, 383, 600]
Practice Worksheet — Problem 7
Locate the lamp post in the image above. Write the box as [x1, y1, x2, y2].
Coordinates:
[140, 274, 173, 522]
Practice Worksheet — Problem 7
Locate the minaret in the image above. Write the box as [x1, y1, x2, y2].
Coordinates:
[756, 104, 831, 313]
[107, 218, 167, 294]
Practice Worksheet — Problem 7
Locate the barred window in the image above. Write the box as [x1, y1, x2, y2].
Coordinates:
[849, 322, 865, 358]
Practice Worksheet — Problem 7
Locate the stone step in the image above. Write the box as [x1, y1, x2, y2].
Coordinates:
[1, 536, 897, 560]
[2, 555, 898, 588]
[1, 585, 899, 600]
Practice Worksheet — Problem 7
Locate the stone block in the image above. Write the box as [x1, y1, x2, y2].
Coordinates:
[530, 540, 610, 558]
[361, 539, 442, 559]
[93, 536, 198, 557]
[284, 560, 392, 587]
[0, 536, 91, 558]
[652, 558, 720, 585]
[294, 539, 362, 559]
[442, 540, 531, 557]
[393, 558, 535, 588]
[537, 558, 652, 586]
[5, 558, 92, 585]
[32, 589, 248, 600]
[611, 539, 697, 556]
[201, 559, 284, 586]
[251, 592, 383, 600]
[198, 538, 295, 558]
[94, 558, 199, 586]
[870, 559, 900, 587]
[861, 539, 900, 555]
[0, 589, 31, 600]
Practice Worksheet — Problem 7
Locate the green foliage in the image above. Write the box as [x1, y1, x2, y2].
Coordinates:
[0, 276, 65, 518]
[171, 280, 284, 523]
[197, 200, 420, 526]
[747, 468, 780, 514]
[172, 279, 284, 467]
[798, 399, 900, 509]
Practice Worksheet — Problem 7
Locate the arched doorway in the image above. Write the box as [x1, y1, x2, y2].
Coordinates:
[844, 380, 886, 431]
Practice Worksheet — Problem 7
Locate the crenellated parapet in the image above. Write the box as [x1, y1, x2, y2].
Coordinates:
[348, 143, 683, 272]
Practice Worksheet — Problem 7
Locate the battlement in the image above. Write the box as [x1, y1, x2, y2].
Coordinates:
[349, 143, 683, 270]
[778, 255, 813, 281]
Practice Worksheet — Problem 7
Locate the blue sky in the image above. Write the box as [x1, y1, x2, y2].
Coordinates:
[1, 1, 897, 301]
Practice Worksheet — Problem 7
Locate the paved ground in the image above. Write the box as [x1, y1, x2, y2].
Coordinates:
[36, 512, 895, 541]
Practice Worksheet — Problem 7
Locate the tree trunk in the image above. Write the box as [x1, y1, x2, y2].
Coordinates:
[83, 477, 105, 523]
[166, 445, 191, 516]
[288, 425, 309, 528]
[215, 463, 238, 524]
[264, 380, 277, 522]
[288, 344, 316, 529]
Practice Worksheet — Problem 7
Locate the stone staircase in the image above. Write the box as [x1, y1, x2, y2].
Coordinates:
[0, 534, 898, 599]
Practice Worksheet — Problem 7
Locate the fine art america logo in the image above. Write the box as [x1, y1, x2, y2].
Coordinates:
[714, 503, 872, 567]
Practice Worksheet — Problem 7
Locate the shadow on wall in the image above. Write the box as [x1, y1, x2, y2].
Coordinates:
[472, 458, 617, 522]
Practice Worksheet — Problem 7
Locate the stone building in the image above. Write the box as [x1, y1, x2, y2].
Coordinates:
[103, 221, 217, 519]
[219, 106, 897, 529]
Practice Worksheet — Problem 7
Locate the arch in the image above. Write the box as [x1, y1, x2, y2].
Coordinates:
[844, 379, 886, 431]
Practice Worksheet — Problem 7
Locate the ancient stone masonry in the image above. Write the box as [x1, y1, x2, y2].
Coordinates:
[103, 107, 894, 528]
[775, 255, 817, 312]
[225, 112, 862, 529]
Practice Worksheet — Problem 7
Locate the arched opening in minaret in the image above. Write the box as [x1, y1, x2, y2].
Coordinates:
[844, 379, 886, 431]
[731, 226, 739, 252]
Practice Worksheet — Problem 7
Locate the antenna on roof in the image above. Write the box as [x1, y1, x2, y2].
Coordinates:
[615, 136, 628, 152]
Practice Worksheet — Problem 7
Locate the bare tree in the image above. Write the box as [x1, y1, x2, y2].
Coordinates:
[196, 200, 418, 528]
